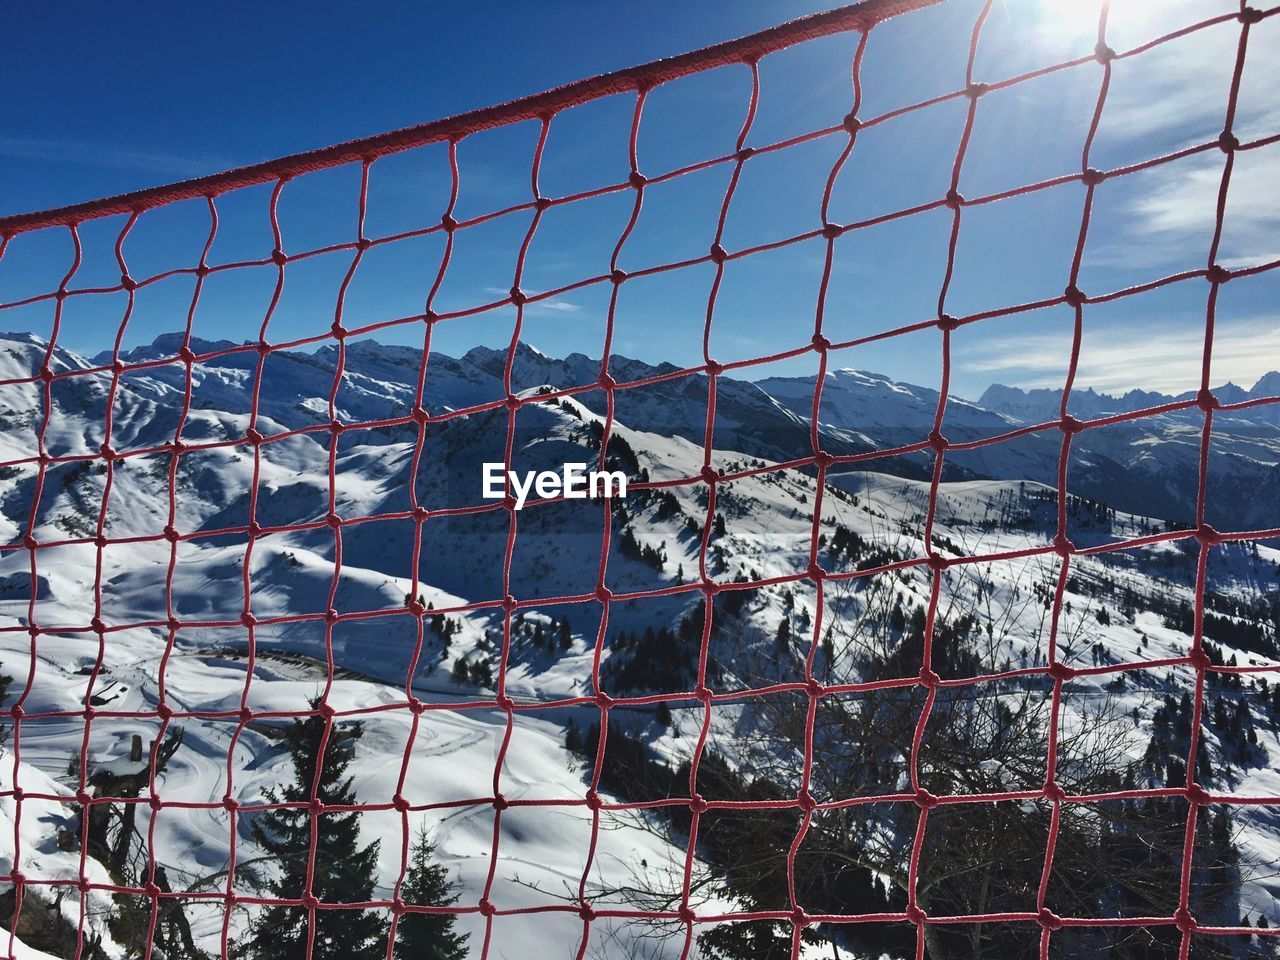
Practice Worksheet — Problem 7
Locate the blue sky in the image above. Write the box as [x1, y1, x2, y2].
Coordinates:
[1, 0, 1277, 399]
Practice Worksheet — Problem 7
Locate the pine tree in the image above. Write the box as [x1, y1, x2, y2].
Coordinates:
[394, 823, 468, 960]
[247, 701, 388, 959]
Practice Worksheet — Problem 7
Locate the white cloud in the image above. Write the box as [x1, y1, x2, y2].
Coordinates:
[959, 314, 1280, 394]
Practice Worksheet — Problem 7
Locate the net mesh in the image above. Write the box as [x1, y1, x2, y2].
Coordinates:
[1, 0, 1279, 958]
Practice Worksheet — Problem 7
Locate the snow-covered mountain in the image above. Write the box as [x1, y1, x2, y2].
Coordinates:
[1, 331, 1278, 959]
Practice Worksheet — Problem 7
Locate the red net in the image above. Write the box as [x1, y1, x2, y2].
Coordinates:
[1, 0, 1279, 958]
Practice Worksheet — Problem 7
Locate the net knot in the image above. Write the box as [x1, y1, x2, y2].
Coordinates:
[736, 146, 755, 163]
[390, 898, 406, 917]
[505, 393, 522, 412]
[805, 676, 825, 698]
[705, 359, 723, 377]
[440, 213, 458, 232]
[223, 795, 239, 812]
[790, 906, 809, 927]
[323, 607, 340, 625]
[1185, 783, 1213, 806]
[224, 890, 238, 907]
[1081, 167, 1106, 187]
[579, 902, 596, 922]
[811, 332, 831, 351]
[598, 371, 617, 390]
[610, 268, 628, 285]
[492, 792, 509, 811]
[247, 521, 264, 539]
[325, 512, 343, 530]
[1093, 42, 1116, 63]
[510, 287, 528, 307]
[9, 786, 23, 803]
[813, 450, 834, 470]
[534, 196, 552, 213]
[99, 442, 116, 462]
[628, 171, 648, 190]
[25, 625, 39, 639]
[1239, 5, 1264, 24]
[7, 870, 21, 887]
[77, 877, 93, 895]
[302, 893, 320, 911]
[1046, 661, 1076, 683]
[806, 562, 825, 583]
[797, 790, 817, 813]
[495, 693, 515, 712]
[478, 898, 496, 918]
[166, 616, 181, 633]
[156, 702, 174, 722]
[695, 685, 714, 704]
[1206, 264, 1232, 285]
[944, 189, 964, 210]
[585, 789, 603, 811]
[1187, 646, 1212, 672]
[700, 465, 719, 485]
[408, 696, 425, 715]
[688, 794, 709, 815]
[38, 366, 54, 383]
[919, 667, 940, 688]
[270, 248, 288, 266]
[317, 700, 336, 719]
[238, 707, 253, 725]
[76, 789, 92, 806]
[965, 81, 989, 100]
[356, 237, 372, 252]
[595, 584, 613, 603]
[257, 340, 272, 356]
[329, 420, 346, 439]
[914, 789, 939, 810]
[244, 427, 264, 447]
[412, 406, 430, 427]
[1217, 130, 1239, 154]
[194, 264, 210, 278]
[148, 793, 162, 812]
[842, 111, 862, 135]
[502, 594, 518, 613]
[407, 598, 426, 616]
[120, 274, 137, 292]
[927, 429, 948, 453]
[1195, 388, 1219, 412]
[936, 313, 960, 332]
[171, 439, 188, 454]
[1052, 533, 1075, 557]
[701, 579, 721, 597]
[177, 345, 197, 364]
[307, 798, 325, 815]
[1059, 415, 1084, 437]
[595, 691, 615, 711]
[330, 322, 347, 340]
[1173, 907, 1197, 934]
[90, 616, 106, 635]
[1195, 524, 1221, 546]
[240, 612, 257, 628]
[905, 904, 927, 925]
[709, 243, 728, 265]
[412, 504, 430, 522]
[926, 553, 949, 573]
[1037, 907, 1063, 931]
[22, 534, 38, 551]
[1042, 780, 1066, 803]
[678, 904, 697, 924]
[1064, 284, 1087, 307]
[94, 533, 109, 550]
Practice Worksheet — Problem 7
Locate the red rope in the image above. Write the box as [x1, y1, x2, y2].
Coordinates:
[2, 2, 1280, 958]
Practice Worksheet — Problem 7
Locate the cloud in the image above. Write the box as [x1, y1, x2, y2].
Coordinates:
[959, 314, 1280, 394]
[0, 135, 231, 178]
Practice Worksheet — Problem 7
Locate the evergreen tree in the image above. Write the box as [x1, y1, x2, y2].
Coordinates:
[394, 823, 468, 960]
[247, 701, 387, 960]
